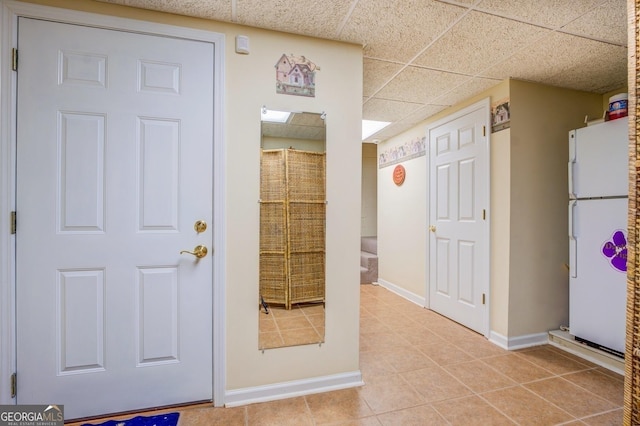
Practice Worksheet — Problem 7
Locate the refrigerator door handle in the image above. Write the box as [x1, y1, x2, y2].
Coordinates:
[568, 160, 575, 198]
[569, 200, 577, 278]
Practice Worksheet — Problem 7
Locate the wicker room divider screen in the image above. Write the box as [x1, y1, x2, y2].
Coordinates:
[259, 148, 326, 310]
[625, 2, 639, 424]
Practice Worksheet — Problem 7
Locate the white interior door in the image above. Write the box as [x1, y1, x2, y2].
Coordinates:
[428, 101, 489, 334]
[16, 17, 214, 419]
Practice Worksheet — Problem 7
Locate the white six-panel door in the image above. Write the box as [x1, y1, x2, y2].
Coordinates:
[16, 17, 214, 419]
[428, 101, 489, 334]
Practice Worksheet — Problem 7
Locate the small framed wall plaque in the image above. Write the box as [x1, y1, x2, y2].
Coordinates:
[393, 165, 406, 186]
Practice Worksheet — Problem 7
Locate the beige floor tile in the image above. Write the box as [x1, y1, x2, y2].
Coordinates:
[275, 315, 314, 330]
[269, 307, 305, 318]
[301, 304, 325, 315]
[393, 327, 444, 346]
[281, 327, 322, 346]
[380, 346, 438, 372]
[319, 417, 382, 426]
[449, 334, 508, 358]
[259, 331, 285, 349]
[581, 408, 623, 425]
[245, 397, 314, 426]
[178, 406, 246, 425]
[482, 386, 575, 425]
[359, 351, 396, 379]
[514, 346, 593, 375]
[376, 404, 448, 425]
[358, 374, 424, 414]
[414, 341, 475, 366]
[305, 388, 374, 424]
[546, 345, 599, 368]
[71, 285, 628, 425]
[429, 322, 479, 341]
[524, 377, 618, 418]
[482, 353, 555, 383]
[432, 395, 516, 425]
[359, 331, 412, 353]
[306, 313, 325, 328]
[400, 365, 473, 402]
[258, 315, 278, 332]
[562, 369, 624, 406]
[360, 317, 393, 334]
[377, 314, 420, 330]
[444, 360, 517, 393]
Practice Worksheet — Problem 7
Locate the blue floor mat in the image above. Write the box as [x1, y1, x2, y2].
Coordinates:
[83, 412, 179, 426]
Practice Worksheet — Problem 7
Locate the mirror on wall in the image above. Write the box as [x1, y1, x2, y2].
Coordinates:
[259, 108, 326, 350]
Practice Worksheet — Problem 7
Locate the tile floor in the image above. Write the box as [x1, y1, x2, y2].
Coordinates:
[73, 284, 625, 425]
[259, 302, 325, 349]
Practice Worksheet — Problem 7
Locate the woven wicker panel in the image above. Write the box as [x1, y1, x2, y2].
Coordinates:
[286, 150, 325, 201]
[626, 2, 639, 424]
[260, 149, 288, 306]
[260, 202, 286, 252]
[289, 252, 325, 304]
[261, 150, 286, 201]
[259, 148, 326, 310]
[288, 202, 325, 252]
[259, 253, 288, 305]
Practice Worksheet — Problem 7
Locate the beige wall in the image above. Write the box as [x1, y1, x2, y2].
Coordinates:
[377, 81, 510, 311]
[507, 80, 602, 337]
[20, 0, 363, 394]
[377, 78, 610, 341]
[361, 143, 377, 237]
[489, 125, 511, 337]
[377, 125, 428, 297]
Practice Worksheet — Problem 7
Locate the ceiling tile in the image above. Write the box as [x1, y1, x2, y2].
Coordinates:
[476, 0, 604, 29]
[413, 11, 550, 75]
[362, 98, 424, 122]
[376, 66, 471, 104]
[96, 0, 233, 21]
[397, 104, 449, 125]
[363, 59, 404, 97]
[545, 45, 628, 93]
[365, 121, 417, 142]
[433, 77, 502, 107]
[236, 0, 352, 39]
[95, 0, 629, 143]
[561, 0, 627, 46]
[481, 32, 627, 93]
[339, 0, 467, 62]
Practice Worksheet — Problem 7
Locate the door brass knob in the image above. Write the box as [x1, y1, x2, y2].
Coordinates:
[180, 245, 208, 258]
[429, 225, 436, 232]
[194, 220, 207, 233]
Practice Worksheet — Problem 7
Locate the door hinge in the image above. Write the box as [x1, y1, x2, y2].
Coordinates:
[11, 48, 17, 71]
[482, 209, 486, 220]
[10, 211, 16, 234]
[482, 293, 486, 305]
[482, 125, 486, 137]
[10, 373, 16, 398]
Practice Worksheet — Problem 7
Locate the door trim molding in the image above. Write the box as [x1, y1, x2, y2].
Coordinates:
[0, 0, 227, 406]
[425, 98, 491, 337]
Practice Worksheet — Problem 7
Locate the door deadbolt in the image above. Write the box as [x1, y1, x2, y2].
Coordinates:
[194, 220, 207, 233]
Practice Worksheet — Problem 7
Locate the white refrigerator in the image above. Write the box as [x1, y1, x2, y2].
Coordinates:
[568, 118, 628, 356]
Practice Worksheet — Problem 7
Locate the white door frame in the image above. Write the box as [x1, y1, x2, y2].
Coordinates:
[425, 98, 491, 337]
[0, 0, 226, 406]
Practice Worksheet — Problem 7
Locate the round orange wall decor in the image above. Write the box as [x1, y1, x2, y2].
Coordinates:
[393, 164, 406, 186]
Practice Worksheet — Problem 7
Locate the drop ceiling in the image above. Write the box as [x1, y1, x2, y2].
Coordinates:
[97, 0, 628, 142]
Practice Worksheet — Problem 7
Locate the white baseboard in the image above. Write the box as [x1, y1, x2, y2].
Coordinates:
[224, 371, 364, 407]
[376, 279, 426, 307]
[489, 331, 548, 350]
